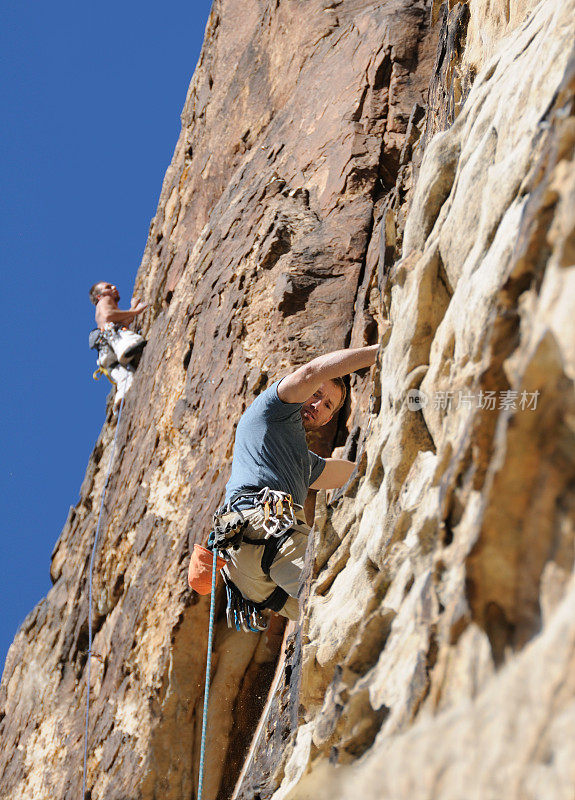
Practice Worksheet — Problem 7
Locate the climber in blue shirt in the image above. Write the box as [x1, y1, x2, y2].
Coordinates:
[192, 343, 381, 631]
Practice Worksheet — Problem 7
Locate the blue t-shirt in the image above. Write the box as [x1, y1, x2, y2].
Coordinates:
[224, 379, 326, 507]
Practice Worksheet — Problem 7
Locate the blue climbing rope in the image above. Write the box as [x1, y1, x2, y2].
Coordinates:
[82, 397, 125, 799]
[197, 547, 218, 800]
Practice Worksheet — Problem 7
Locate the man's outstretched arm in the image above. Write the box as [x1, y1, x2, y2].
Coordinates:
[96, 297, 148, 327]
[278, 344, 380, 404]
[310, 458, 355, 490]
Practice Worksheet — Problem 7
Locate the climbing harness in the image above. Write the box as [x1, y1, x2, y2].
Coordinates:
[211, 487, 296, 549]
[208, 488, 304, 631]
[89, 325, 146, 376]
[197, 547, 218, 800]
[82, 395, 125, 800]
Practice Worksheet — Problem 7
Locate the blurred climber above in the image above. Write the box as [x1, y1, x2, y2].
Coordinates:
[88, 282, 148, 411]
[91, 281, 148, 330]
[189, 342, 382, 632]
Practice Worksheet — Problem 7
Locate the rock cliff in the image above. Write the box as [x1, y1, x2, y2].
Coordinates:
[1, 1, 574, 799]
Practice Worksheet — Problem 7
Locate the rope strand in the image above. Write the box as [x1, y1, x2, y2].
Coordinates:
[197, 548, 218, 800]
[82, 397, 125, 799]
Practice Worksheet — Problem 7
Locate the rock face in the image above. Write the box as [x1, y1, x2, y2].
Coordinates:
[1, 1, 574, 799]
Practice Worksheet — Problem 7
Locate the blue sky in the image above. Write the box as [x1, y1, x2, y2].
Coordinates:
[1, 0, 214, 670]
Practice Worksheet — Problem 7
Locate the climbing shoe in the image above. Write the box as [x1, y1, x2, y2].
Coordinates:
[103, 324, 147, 366]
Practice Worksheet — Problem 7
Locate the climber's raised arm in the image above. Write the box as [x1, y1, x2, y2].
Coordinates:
[277, 344, 379, 405]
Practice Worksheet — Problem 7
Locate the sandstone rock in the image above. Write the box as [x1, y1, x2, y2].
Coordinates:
[264, 1, 575, 798]
[0, 2, 433, 799]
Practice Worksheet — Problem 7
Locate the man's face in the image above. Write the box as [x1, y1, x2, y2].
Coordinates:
[98, 282, 120, 302]
[300, 381, 343, 430]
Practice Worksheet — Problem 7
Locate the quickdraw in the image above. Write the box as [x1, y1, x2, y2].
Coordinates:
[222, 573, 270, 632]
[260, 489, 295, 536]
[210, 487, 296, 551]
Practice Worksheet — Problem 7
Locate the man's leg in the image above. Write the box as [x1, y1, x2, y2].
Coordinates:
[110, 364, 134, 409]
[268, 531, 309, 598]
[223, 514, 310, 621]
[224, 542, 277, 605]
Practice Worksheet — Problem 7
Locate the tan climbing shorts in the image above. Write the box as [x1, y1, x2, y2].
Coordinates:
[222, 507, 310, 620]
